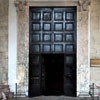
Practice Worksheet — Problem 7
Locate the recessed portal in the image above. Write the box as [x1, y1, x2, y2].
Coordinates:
[29, 7, 76, 97]
[41, 54, 64, 95]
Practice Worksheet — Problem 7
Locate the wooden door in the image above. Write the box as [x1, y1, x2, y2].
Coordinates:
[29, 7, 76, 97]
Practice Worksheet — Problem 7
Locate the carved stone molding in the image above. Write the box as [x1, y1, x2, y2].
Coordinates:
[78, 0, 91, 11]
[14, 0, 29, 11]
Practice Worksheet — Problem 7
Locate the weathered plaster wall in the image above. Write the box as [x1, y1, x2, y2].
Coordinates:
[91, 67, 100, 95]
[0, 0, 8, 84]
[90, 0, 100, 58]
[90, 0, 100, 95]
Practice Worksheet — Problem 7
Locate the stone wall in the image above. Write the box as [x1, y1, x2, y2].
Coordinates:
[0, 0, 8, 84]
[90, 0, 100, 95]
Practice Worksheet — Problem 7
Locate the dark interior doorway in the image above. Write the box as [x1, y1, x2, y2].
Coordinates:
[41, 54, 64, 95]
[29, 7, 76, 97]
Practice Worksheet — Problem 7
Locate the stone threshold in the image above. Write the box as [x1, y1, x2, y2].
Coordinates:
[10, 96, 99, 100]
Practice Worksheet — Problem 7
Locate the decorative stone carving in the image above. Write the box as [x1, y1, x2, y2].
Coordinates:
[78, 0, 91, 11]
[14, 0, 29, 11]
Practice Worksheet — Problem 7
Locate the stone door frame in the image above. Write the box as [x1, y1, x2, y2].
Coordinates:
[15, 0, 90, 97]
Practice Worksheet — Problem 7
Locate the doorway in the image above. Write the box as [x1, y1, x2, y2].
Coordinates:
[41, 54, 64, 95]
[29, 7, 76, 97]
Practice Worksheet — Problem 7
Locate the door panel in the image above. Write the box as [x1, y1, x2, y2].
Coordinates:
[64, 55, 76, 96]
[29, 54, 41, 97]
[29, 7, 76, 97]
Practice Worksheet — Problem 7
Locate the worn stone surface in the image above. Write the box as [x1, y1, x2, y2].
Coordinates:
[0, 0, 8, 84]
[90, 0, 100, 96]
[90, 0, 100, 58]
[77, 3, 90, 95]
[91, 67, 100, 95]
[9, 96, 99, 100]
[29, 0, 79, 1]
[16, 2, 29, 94]
[77, 10, 89, 95]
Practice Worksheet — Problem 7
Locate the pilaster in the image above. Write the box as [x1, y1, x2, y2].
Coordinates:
[14, 0, 29, 94]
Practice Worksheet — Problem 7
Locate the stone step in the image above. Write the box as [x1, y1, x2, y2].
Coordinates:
[9, 96, 99, 100]
[16, 91, 26, 97]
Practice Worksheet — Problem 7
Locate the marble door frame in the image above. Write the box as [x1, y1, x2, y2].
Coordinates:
[15, 0, 91, 96]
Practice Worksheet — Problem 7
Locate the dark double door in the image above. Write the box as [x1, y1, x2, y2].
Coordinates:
[29, 7, 76, 97]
